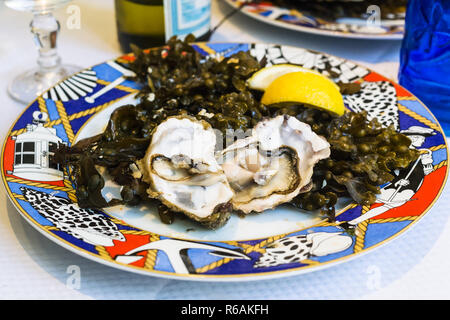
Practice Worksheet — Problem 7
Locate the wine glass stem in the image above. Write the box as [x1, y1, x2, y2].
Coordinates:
[30, 12, 62, 73]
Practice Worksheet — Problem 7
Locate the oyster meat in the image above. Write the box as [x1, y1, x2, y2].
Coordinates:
[138, 116, 234, 229]
[220, 115, 330, 214]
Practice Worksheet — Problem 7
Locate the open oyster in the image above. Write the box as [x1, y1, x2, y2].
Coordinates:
[138, 116, 234, 229]
[220, 115, 330, 214]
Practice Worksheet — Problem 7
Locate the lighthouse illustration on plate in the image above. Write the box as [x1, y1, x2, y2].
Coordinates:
[8, 111, 65, 182]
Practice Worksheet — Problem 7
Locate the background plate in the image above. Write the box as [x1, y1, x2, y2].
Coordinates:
[224, 0, 405, 40]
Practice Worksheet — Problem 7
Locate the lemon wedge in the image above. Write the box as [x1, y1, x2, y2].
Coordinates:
[260, 71, 345, 116]
[247, 64, 321, 91]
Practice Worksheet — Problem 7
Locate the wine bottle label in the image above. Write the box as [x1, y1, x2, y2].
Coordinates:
[163, 0, 211, 41]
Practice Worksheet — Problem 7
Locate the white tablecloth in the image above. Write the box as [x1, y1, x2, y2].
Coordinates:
[0, 0, 449, 300]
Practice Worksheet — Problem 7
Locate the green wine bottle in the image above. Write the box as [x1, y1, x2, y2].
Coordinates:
[115, 0, 212, 53]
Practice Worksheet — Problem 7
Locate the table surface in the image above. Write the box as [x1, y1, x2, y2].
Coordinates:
[0, 0, 449, 300]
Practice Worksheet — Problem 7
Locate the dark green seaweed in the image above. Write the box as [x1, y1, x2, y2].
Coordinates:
[55, 36, 419, 228]
[263, 0, 407, 21]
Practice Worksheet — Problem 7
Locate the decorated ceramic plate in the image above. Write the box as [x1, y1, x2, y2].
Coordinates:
[224, 0, 405, 40]
[2, 43, 447, 281]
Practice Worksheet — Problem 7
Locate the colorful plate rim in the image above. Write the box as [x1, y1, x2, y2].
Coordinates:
[1, 42, 448, 281]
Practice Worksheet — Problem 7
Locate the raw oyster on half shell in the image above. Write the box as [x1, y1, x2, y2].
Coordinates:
[138, 116, 234, 229]
[220, 115, 331, 214]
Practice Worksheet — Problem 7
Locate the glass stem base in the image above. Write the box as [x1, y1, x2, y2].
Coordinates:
[8, 64, 81, 104]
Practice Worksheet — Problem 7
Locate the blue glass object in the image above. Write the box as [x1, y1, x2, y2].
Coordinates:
[399, 0, 450, 134]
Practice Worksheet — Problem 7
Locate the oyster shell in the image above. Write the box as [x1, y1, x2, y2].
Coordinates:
[220, 115, 330, 214]
[138, 116, 234, 229]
